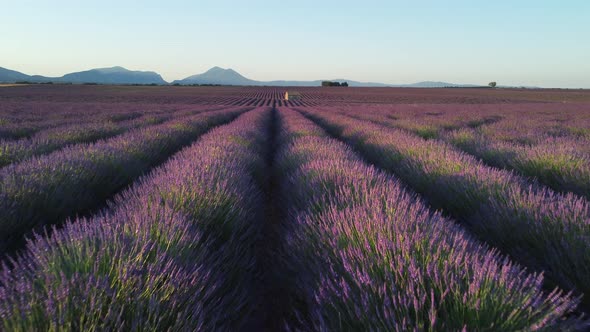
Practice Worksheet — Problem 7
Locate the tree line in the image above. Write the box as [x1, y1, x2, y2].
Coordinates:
[321, 81, 349, 87]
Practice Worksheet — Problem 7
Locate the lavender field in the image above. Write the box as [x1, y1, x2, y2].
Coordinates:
[1, 85, 590, 330]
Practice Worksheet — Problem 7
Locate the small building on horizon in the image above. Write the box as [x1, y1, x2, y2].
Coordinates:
[285, 91, 301, 101]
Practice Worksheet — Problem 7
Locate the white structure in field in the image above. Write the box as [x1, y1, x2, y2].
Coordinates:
[284, 91, 301, 101]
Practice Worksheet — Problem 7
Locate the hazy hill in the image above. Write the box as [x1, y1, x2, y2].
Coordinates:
[172, 66, 258, 85]
[394, 81, 482, 88]
[174, 67, 479, 87]
[0, 67, 33, 82]
[0, 66, 166, 85]
[1, 65, 485, 87]
[59, 67, 167, 84]
[173, 67, 396, 87]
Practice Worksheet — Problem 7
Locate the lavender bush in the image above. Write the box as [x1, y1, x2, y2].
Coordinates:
[300, 108, 590, 308]
[277, 108, 582, 330]
[0, 107, 249, 253]
[0, 108, 271, 330]
[0, 105, 233, 168]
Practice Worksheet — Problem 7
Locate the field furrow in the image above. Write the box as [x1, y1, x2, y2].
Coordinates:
[298, 107, 590, 308]
[444, 130, 590, 199]
[0, 105, 232, 168]
[0, 102, 173, 140]
[0, 107, 250, 254]
[275, 108, 581, 330]
[1, 85, 589, 329]
[335, 106, 590, 200]
[0, 108, 272, 330]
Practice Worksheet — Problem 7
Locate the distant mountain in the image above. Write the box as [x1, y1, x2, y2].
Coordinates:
[1, 65, 487, 87]
[0, 67, 32, 82]
[173, 68, 393, 87]
[392, 81, 482, 88]
[262, 79, 392, 87]
[174, 67, 483, 87]
[0, 66, 166, 85]
[173, 66, 258, 85]
[329, 79, 391, 87]
[59, 67, 167, 84]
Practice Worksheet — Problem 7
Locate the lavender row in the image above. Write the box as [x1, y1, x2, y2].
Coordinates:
[0, 105, 230, 168]
[446, 129, 590, 199]
[0, 108, 270, 330]
[0, 102, 231, 141]
[335, 105, 590, 200]
[332, 103, 590, 142]
[0, 102, 175, 140]
[0, 107, 249, 253]
[0, 119, 133, 168]
[276, 108, 581, 330]
[300, 108, 590, 307]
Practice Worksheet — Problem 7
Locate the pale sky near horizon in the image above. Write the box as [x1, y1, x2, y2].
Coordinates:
[2, 0, 589, 88]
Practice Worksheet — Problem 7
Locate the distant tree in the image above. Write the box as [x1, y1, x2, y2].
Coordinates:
[488, 81, 497, 88]
[322, 81, 347, 87]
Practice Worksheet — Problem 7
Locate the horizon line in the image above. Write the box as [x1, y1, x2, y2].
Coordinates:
[3, 64, 589, 89]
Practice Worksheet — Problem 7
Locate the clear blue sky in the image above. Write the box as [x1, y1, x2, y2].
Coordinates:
[2, 0, 589, 87]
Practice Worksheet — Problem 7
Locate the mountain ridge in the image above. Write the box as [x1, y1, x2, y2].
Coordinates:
[174, 67, 258, 86]
[1, 65, 484, 87]
[173, 67, 481, 87]
[0, 66, 166, 85]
